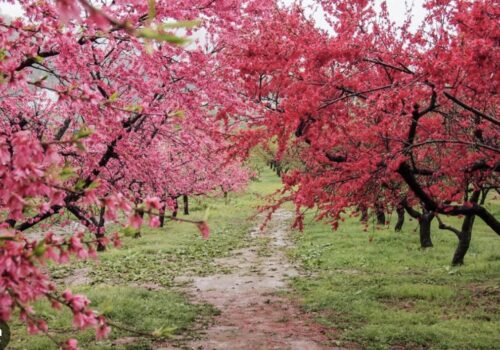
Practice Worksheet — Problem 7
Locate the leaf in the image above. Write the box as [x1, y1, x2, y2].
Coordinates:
[135, 28, 188, 45]
[148, 0, 156, 21]
[59, 166, 77, 181]
[161, 20, 201, 29]
[168, 110, 185, 119]
[87, 180, 100, 190]
[74, 179, 86, 191]
[108, 91, 119, 102]
[33, 242, 46, 257]
[124, 104, 143, 112]
[73, 126, 93, 140]
[33, 55, 45, 64]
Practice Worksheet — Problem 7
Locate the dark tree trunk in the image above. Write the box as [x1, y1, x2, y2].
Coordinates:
[451, 191, 480, 265]
[159, 206, 165, 228]
[172, 197, 178, 218]
[376, 210, 386, 225]
[134, 210, 145, 238]
[96, 206, 106, 251]
[360, 207, 368, 223]
[395, 206, 405, 232]
[224, 191, 228, 205]
[419, 211, 434, 248]
[451, 214, 475, 265]
[183, 194, 189, 215]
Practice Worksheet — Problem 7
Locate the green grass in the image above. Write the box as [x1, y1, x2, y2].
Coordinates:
[289, 206, 500, 350]
[9, 168, 282, 349]
[9, 286, 216, 350]
[8, 166, 500, 349]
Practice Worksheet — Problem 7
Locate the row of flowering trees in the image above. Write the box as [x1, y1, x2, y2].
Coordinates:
[1, 0, 498, 348]
[218, 0, 498, 265]
[0, 0, 258, 348]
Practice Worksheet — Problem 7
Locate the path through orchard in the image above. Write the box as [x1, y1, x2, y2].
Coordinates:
[164, 209, 343, 350]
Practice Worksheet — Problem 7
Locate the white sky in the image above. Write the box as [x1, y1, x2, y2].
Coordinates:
[0, 1, 427, 34]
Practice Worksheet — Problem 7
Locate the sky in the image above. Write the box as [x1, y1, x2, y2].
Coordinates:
[1, 0, 427, 28]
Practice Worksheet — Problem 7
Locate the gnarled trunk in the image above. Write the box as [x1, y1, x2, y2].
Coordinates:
[451, 214, 475, 265]
[451, 190, 481, 265]
[419, 211, 434, 248]
[394, 206, 405, 232]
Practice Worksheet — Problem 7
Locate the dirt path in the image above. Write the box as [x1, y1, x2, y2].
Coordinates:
[172, 209, 336, 350]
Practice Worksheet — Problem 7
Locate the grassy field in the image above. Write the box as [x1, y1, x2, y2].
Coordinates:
[8, 170, 282, 350]
[288, 203, 500, 349]
[8, 167, 500, 349]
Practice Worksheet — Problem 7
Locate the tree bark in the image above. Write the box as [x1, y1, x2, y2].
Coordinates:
[419, 210, 434, 248]
[376, 210, 386, 225]
[172, 197, 178, 218]
[451, 190, 481, 265]
[394, 206, 405, 232]
[96, 206, 107, 251]
[359, 206, 368, 223]
[183, 194, 189, 215]
[159, 206, 165, 228]
[451, 214, 475, 265]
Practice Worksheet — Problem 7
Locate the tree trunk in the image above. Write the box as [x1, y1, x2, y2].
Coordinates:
[394, 206, 405, 232]
[451, 214, 475, 265]
[374, 202, 386, 226]
[96, 206, 106, 251]
[134, 210, 145, 238]
[172, 197, 178, 218]
[419, 211, 434, 248]
[183, 194, 189, 215]
[224, 191, 228, 205]
[376, 210, 386, 225]
[159, 206, 165, 228]
[360, 206, 368, 223]
[451, 191, 480, 265]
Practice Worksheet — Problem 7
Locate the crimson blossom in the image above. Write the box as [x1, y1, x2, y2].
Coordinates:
[220, 0, 499, 265]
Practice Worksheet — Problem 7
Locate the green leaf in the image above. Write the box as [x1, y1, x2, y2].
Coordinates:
[136, 28, 188, 45]
[59, 166, 77, 181]
[0, 48, 7, 61]
[74, 179, 86, 191]
[87, 180, 100, 190]
[73, 126, 93, 140]
[168, 110, 185, 119]
[124, 104, 143, 112]
[161, 20, 201, 29]
[33, 242, 46, 257]
[33, 55, 45, 64]
[148, 0, 156, 21]
[108, 91, 119, 102]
